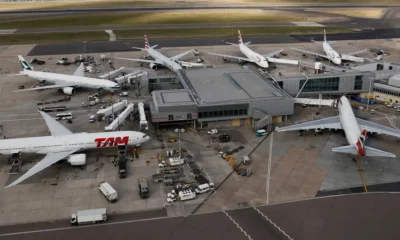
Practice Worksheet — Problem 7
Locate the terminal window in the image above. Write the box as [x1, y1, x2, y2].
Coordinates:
[198, 109, 248, 119]
[299, 77, 340, 92]
[354, 76, 363, 90]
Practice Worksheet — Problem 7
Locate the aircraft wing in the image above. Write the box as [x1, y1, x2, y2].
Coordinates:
[115, 57, 157, 64]
[267, 57, 298, 65]
[207, 52, 253, 62]
[344, 49, 367, 56]
[73, 63, 85, 77]
[6, 148, 80, 188]
[275, 116, 342, 132]
[291, 47, 329, 60]
[39, 111, 72, 136]
[263, 49, 283, 58]
[13, 84, 76, 92]
[170, 49, 194, 61]
[356, 118, 400, 138]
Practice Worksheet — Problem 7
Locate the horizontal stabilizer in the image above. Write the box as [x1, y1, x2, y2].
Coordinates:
[132, 47, 146, 50]
[225, 42, 238, 46]
[364, 146, 396, 158]
[8, 73, 26, 77]
[332, 145, 358, 155]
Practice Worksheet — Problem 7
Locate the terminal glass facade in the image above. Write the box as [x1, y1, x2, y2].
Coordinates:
[198, 109, 248, 119]
[354, 76, 363, 90]
[374, 87, 400, 97]
[299, 77, 340, 92]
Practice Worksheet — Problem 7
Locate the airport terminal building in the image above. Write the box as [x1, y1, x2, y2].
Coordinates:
[150, 67, 294, 129]
[148, 65, 384, 129]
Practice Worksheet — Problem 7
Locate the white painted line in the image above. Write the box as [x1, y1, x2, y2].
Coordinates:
[0, 29, 17, 34]
[292, 22, 324, 27]
[0, 214, 176, 237]
[105, 30, 116, 41]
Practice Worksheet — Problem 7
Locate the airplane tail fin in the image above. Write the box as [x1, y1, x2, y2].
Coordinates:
[144, 34, 150, 50]
[323, 29, 327, 43]
[238, 30, 243, 45]
[18, 55, 33, 71]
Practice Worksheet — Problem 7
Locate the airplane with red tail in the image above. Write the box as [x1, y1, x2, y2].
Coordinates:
[0, 111, 150, 187]
[276, 96, 400, 158]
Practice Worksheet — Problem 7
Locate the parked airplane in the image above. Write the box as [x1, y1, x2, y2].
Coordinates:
[276, 96, 400, 158]
[1, 111, 150, 187]
[13, 56, 121, 95]
[291, 30, 366, 65]
[207, 30, 298, 69]
[115, 35, 203, 72]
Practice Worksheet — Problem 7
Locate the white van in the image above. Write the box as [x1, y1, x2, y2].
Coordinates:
[99, 182, 118, 202]
[195, 183, 214, 194]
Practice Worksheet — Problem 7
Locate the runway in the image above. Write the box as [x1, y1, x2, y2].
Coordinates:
[2, 5, 400, 14]
[27, 28, 400, 56]
[0, 193, 399, 240]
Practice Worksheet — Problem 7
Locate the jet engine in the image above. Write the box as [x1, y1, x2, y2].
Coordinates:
[67, 154, 86, 166]
[237, 59, 243, 65]
[61, 87, 76, 95]
[222, 57, 227, 62]
[149, 63, 158, 70]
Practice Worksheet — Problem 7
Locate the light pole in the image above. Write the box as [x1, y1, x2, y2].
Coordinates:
[174, 128, 185, 158]
[367, 77, 374, 111]
[83, 41, 87, 57]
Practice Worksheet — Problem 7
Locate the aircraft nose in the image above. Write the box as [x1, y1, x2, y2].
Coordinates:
[262, 61, 269, 68]
[336, 58, 342, 65]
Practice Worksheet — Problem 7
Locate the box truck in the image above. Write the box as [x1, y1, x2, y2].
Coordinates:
[99, 182, 118, 202]
[70, 208, 107, 225]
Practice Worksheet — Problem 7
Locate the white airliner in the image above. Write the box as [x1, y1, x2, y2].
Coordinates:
[276, 96, 400, 158]
[0, 111, 150, 187]
[13, 56, 121, 95]
[207, 30, 298, 69]
[291, 30, 366, 65]
[115, 35, 202, 72]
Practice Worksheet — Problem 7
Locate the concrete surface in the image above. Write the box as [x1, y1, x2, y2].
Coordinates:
[0, 193, 399, 240]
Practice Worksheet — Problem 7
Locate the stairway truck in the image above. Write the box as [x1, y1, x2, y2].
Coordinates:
[70, 208, 107, 225]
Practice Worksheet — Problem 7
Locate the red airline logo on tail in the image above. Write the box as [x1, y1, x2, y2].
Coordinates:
[144, 34, 149, 49]
[95, 136, 129, 147]
[238, 30, 243, 45]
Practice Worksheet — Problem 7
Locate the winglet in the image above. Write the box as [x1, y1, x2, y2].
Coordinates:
[323, 29, 327, 43]
[238, 30, 243, 45]
[144, 34, 149, 50]
[18, 55, 33, 71]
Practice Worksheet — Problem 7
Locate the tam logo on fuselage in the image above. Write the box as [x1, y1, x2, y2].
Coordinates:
[94, 136, 129, 147]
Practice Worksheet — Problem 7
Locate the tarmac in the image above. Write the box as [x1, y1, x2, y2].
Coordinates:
[1, 40, 400, 227]
[0, 193, 399, 240]
[27, 28, 400, 56]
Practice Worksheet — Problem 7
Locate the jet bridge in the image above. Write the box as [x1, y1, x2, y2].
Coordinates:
[114, 71, 147, 84]
[105, 103, 134, 131]
[96, 100, 128, 120]
[99, 67, 126, 79]
[138, 102, 148, 131]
